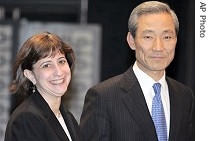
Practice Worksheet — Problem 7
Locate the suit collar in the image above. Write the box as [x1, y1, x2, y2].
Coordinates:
[121, 67, 158, 140]
[120, 67, 185, 141]
[166, 77, 182, 140]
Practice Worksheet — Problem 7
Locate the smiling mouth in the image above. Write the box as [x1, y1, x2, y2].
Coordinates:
[51, 79, 64, 84]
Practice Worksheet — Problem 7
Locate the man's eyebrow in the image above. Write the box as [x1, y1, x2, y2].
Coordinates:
[142, 30, 154, 34]
[162, 30, 175, 34]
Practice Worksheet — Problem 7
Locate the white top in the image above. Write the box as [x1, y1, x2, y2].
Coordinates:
[57, 115, 72, 141]
[132, 61, 170, 138]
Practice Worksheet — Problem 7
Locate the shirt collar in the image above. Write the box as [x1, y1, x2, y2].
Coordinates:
[132, 61, 166, 94]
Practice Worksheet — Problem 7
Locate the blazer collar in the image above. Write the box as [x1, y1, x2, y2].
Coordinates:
[28, 91, 73, 141]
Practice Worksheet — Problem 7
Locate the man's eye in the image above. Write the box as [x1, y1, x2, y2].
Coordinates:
[144, 36, 152, 39]
[164, 36, 171, 39]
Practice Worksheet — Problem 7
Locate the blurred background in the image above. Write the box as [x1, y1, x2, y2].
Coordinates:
[0, 0, 194, 140]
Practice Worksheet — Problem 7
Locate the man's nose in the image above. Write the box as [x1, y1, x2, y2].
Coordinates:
[153, 38, 164, 51]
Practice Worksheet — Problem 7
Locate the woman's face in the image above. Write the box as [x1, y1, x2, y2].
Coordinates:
[24, 52, 71, 98]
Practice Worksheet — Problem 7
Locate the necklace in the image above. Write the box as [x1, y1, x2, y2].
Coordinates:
[56, 111, 62, 118]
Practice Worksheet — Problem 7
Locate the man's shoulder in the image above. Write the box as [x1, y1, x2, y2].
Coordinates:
[166, 76, 193, 93]
[95, 73, 124, 88]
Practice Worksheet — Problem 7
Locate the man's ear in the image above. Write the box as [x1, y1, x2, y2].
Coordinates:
[126, 32, 136, 50]
[24, 69, 36, 85]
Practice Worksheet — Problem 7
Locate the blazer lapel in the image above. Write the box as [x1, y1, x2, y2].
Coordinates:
[60, 105, 78, 141]
[30, 92, 70, 141]
[121, 67, 158, 140]
[47, 113, 70, 141]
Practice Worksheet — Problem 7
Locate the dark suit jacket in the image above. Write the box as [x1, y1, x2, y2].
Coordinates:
[80, 66, 195, 141]
[4, 91, 83, 141]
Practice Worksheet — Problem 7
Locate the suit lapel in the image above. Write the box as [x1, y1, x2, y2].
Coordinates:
[166, 78, 182, 141]
[121, 67, 158, 140]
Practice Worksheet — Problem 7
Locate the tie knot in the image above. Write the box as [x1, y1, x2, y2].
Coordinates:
[153, 83, 161, 96]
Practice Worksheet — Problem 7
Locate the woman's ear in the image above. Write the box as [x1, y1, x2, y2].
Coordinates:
[126, 32, 136, 50]
[24, 69, 36, 85]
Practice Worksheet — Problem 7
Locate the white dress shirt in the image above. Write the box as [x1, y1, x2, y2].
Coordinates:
[57, 115, 72, 141]
[132, 61, 170, 137]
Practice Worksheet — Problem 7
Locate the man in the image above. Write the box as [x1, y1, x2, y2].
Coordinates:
[80, 1, 195, 141]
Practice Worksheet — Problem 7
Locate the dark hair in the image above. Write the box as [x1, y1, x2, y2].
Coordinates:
[10, 31, 75, 94]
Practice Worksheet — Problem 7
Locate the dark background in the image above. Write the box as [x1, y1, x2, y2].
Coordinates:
[0, 0, 195, 93]
[87, 0, 195, 93]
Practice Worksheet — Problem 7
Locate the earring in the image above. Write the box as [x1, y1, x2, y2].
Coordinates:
[32, 85, 36, 93]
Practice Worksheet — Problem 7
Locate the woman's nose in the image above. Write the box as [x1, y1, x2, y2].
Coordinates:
[53, 65, 63, 76]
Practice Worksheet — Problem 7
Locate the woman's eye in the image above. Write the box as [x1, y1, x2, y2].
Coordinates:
[42, 64, 51, 68]
[59, 60, 67, 64]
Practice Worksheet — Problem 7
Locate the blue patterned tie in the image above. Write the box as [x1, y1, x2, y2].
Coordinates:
[152, 83, 167, 141]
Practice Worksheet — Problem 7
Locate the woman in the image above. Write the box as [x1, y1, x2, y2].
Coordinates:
[4, 32, 83, 141]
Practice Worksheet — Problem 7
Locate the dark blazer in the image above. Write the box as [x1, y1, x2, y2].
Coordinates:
[80, 66, 195, 141]
[4, 91, 83, 141]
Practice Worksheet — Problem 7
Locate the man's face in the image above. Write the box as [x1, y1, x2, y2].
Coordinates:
[127, 12, 177, 77]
